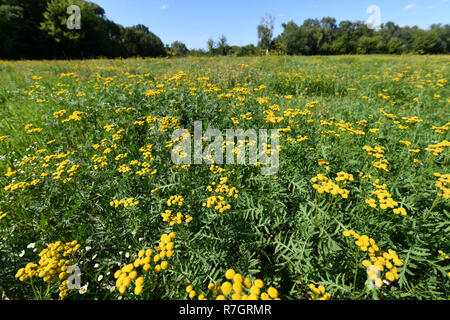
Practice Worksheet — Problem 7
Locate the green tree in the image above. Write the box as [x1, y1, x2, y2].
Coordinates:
[235, 44, 258, 57]
[0, 0, 53, 59]
[356, 35, 384, 54]
[217, 35, 229, 56]
[257, 14, 275, 54]
[412, 29, 442, 54]
[207, 38, 215, 56]
[170, 41, 189, 57]
[39, 0, 117, 58]
[122, 25, 166, 57]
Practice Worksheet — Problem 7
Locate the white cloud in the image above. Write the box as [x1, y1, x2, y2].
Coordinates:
[161, 4, 169, 10]
[404, 4, 420, 10]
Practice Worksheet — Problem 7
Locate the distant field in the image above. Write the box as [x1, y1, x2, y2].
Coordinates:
[0, 55, 448, 300]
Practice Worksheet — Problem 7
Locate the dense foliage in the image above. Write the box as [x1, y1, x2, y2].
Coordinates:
[275, 18, 450, 55]
[0, 0, 166, 59]
[0, 55, 448, 300]
[0, 0, 449, 59]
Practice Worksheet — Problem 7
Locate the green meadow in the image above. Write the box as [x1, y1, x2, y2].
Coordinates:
[0, 55, 448, 300]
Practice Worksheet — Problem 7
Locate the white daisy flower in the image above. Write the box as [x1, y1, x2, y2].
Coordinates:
[79, 283, 88, 294]
[27, 242, 36, 249]
[94, 263, 99, 268]
[97, 274, 103, 281]
[19, 250, 25, 257]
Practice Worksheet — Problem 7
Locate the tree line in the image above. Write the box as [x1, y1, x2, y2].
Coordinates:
[0, 0, 165, 59]
[1, 1, 448, 60]
[272, 17, 450, 55]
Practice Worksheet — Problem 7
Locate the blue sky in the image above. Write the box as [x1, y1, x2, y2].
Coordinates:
[94, 0, 450, 50]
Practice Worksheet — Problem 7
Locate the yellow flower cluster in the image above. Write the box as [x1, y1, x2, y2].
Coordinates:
[26, 126, 43, 134]
[0, 211, 7, 220]
[187, 269, 280, 300]
[61, 111, 87, 123]
[104, 124, 117, 132]
[0, 135, 7, 142]
[311, 174, 350, 199]
[43, 150, 76, 163]
[118, 164, 132, 173]
[434, 173, 449, 199]
[136, 166, 157, 176]
[431, 123, 449, 134]
[112, 129, 125, 141]
[263, 109, 284, 124]
[380, 108, 396, 119]
[438, 250, 449, 261]
[359, 172, 373, 179]
[115, 153, 128, 161]
[206, 177, 239, 198]
[63, 164, 80, 183]
[366, 180, 407, 215]
[53, 109, 67, 119]
[287, 135, 308, 144]
[161, 210, 193, 226]
[60, 72, 77, 78]
[240, 112, 253, 120]
[363, 145, 389, 172]
[210, 165, 226, 174]
[343, 231, 403, 286]
[372, 159, 389, 172]
[399, 140, 411, 147]
[144, 89, 165, 97]
[115, 107, 136, 114]
[4, 179, 40, 192]
[92, 154, 108, 170]
[308, 283, 331, 300]
[167, 195, 184, 207]
[427, 140, 450, 156]
[333, 120, 365, 136]
[114, 232, 176, 295]
[158, 116, 181, 132]
[52, 160, 79, 182]
[110, 198, 139, 208]
[318, 158, 330, 168]
[203, 177, 239, 213]
[173, 164, 191, 171]
[15, 240, 80, 298]
[335, 172, 354, 184]
[18, 155, 38, 167]
[402, 116, 423, 124]
[203, 195, 231, 213]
